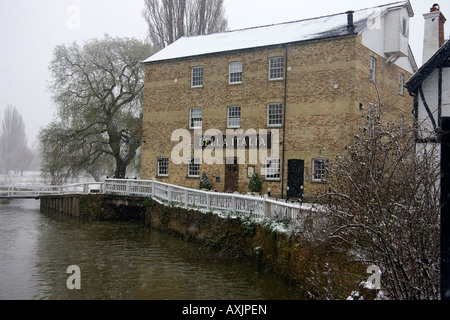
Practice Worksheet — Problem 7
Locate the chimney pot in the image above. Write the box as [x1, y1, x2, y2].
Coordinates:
[430, 4, 440, 12]
[346, 10, 355, 31]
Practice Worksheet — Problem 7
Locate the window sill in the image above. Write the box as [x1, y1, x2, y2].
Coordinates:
[264, 179, 280, 182]
[311, 180, 328, 184]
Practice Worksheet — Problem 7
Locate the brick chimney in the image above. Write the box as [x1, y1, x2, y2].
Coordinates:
[423, 4, 447, 63]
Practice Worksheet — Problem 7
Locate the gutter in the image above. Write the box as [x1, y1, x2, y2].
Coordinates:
[281, 46, 288, 199]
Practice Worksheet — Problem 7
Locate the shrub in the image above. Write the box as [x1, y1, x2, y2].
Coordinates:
[248, 172, 262, 193]
[199, 172, 213, 190]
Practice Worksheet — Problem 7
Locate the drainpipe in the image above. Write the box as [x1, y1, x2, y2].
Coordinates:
[281, 46, 288, 199]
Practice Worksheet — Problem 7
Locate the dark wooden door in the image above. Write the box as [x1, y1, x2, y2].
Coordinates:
[287, 159, 304, 199]
[225, 158, 239, 192]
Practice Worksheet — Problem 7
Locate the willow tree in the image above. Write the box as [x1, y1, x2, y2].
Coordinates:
[40, 35, 152, 182]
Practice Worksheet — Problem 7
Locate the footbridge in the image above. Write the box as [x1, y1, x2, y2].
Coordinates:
[0, 182, 103, 200]
[1, 179, 312, 222]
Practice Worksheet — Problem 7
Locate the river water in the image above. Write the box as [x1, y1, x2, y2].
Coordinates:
[0, 199, 304, 300]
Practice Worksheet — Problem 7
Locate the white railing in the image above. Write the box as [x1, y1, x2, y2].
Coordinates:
[0, 182, 103, 199]
[1, 178, 310, 223]
[104, 178, 307, 222]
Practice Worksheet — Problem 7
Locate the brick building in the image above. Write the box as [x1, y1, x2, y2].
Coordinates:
[140, 1, 417, 199]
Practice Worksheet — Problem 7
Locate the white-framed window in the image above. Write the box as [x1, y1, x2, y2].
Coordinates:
[229, 62, 242, 84]
[227, 106, 241, 128]
[312, 158, 329, 182]
[267, 103, 283, 127]
[157, 157, 169, 177]
[189, 107, 202, 129]
[370, 57, 376, 83]
[265, 158, 280, 181]
[188, 157, 200, 178]
[191, 66, 203, 88]
[398, 72, 404, 95]
[269, 57, 284, 80]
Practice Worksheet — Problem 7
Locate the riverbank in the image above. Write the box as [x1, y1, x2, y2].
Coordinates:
[40, 193, 367, 299]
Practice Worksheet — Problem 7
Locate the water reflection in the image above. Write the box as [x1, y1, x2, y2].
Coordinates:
[0, 200, 304, 300]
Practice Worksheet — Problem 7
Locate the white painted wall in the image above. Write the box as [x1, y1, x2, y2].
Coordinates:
[442, 61, 450, 117]
[417, 57, 450, 140]
[417, 68, 439, 137]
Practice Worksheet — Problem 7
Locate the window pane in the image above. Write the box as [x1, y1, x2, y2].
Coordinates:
[158, 157, 169, 176]
[192, 67, 203, 87]
[188, 158, 200, 177]
[370, 57, 376, 82]
[229, 62, 242, 83]
[265, 158, 280, 180]
[267, 103, 282, 126]
[227, 106, 241, 127]
[399, 73, 404, 95]
[313, 158, 329, 182]
[269, 57, 284, 80]
[190, 108, 202, 129]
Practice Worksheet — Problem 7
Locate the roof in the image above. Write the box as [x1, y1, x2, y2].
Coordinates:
[143, 1, 412, 64]
[405, 40, 450, 93]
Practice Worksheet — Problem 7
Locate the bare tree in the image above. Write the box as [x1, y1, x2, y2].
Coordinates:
[143, 0, 228, 48]
[319, 112, 440, 299]
[40, 35, 152, 182]
[0, 105, 33, 175]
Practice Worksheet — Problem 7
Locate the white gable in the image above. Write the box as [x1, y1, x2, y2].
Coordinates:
[361, 3, 416, 73]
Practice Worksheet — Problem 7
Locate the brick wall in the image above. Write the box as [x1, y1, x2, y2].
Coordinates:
[141, 34, 413, 198]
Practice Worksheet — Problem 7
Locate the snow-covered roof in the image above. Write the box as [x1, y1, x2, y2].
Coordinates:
[143, 1, 411, 64]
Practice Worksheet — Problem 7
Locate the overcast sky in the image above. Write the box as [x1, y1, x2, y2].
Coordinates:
[1, 0, 449, 146]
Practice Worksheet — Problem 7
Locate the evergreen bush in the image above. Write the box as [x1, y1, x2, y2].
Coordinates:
[199, 172, 213, 190]
[248, 172, 262, 193]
